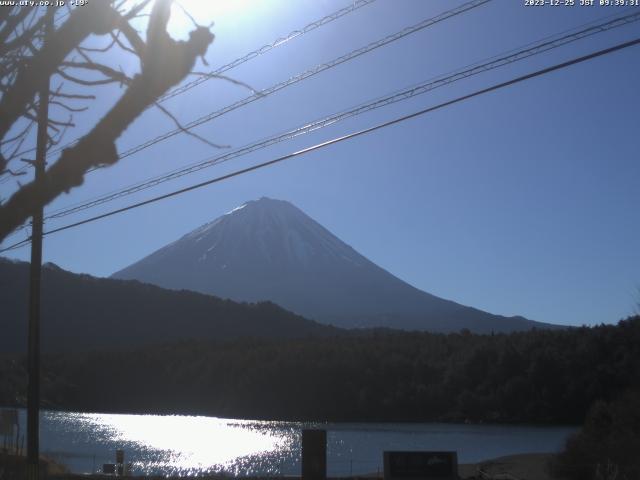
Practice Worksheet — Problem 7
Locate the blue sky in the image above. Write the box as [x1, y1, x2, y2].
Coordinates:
[2, 0, 639, 326]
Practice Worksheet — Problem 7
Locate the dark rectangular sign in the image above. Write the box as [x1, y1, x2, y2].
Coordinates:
[384, 451, 458, 480]
[302, 429, 327, 480]
[102, 463, 116, 474]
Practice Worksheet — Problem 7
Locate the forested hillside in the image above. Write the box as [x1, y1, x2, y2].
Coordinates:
[2, 316, 639, 424]
[0, 258, 339, 353]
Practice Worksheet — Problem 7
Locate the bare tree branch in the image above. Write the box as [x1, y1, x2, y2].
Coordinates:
[0, 8, 54, 57]
[153, 101, 229, 150]
[118, 20, 146, 58]
[123, 0, 154, 20]
[175, 1, 199, 29]
[49, 100, 89, 113]
[0, 167, 28, 178]
[189, 71, 261, 95]
[0, 119, 35, 146]
[0, 0, 122, 140]
[61, 60, 132, 85]
[55, 67, 126, 87]
[77, 34, 119, 53]
[50, 91, 96, 100]
[0, 0, 215, 242]
[23, 111, 74, 129]
[0, 8, 31, 46]
[110, 30, 139, 56]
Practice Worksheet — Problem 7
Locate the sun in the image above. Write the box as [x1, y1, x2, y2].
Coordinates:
[167, 0, 258, 39]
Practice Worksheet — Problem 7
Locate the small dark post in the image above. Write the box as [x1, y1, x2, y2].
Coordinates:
[14, 416, 19, 455]
[26, 12, 52, 480]
[302, 429, 326, 480]
[116, 448, 124, 465]
[116, 448, 124, 476]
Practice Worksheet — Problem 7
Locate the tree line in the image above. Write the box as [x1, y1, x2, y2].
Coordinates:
[2, 315, 639, 424]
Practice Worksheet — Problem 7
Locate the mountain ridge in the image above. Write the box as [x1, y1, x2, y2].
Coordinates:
[112, 197, 558, 333]
[0, 257, 339, 354]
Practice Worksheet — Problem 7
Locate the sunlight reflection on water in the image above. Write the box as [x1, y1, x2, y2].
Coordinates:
[90, 413, 288, 473]
[41, 410, 300, 476]
[20, 409, 578, 476]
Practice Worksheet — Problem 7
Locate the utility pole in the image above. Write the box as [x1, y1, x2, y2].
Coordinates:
[27, 10, 53, 480]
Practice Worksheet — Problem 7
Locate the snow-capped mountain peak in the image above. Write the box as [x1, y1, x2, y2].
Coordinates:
[112, 198, 550, 333]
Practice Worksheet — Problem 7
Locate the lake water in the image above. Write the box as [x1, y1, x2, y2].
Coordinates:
[7, 409, 577, 476]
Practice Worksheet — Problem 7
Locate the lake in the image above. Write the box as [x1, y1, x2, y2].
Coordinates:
[7, 409, 577, 476]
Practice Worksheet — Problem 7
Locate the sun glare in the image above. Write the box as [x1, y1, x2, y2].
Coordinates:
[168, 0, 258, 39]
[81, 412, 291, 474]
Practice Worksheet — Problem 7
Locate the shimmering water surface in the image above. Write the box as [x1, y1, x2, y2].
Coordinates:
[12, 409, 576, 476]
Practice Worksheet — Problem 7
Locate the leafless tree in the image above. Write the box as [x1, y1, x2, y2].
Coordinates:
[0, 0, 215, 243]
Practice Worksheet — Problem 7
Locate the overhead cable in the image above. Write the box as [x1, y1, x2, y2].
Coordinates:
[3, 35, 637, 253]
[44, 10, 640, 221]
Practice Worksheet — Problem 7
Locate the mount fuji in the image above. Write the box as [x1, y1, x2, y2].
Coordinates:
[112, 197, 554, 333]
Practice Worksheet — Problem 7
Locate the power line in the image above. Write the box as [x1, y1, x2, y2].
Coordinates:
[3, 35, 638, 253]
[1, 236, 31, 252]
[158, 0, 378, 103]
[40, 0, 495, 217]
[17, 0, 485, 187]
[0, 0, 378, 183]
[43, 9, 640, 221]
[99, 0, 491, 163]
[36, 0, 490, 176]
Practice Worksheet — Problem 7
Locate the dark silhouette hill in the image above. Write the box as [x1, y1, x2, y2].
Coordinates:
[2, 316, 637, 423]
[0, 257, 339, 354]
[113, 197, 558, 333]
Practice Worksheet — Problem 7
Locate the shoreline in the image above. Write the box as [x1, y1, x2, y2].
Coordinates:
[1, 452, 557, 479]
[458, 453, 555, 480]
[2, 404, 581, 428]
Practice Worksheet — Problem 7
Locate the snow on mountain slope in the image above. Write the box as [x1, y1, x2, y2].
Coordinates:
[112, 197, 555, 333]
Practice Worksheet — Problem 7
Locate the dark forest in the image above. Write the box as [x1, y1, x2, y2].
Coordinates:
[2, 315, 639, 425]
